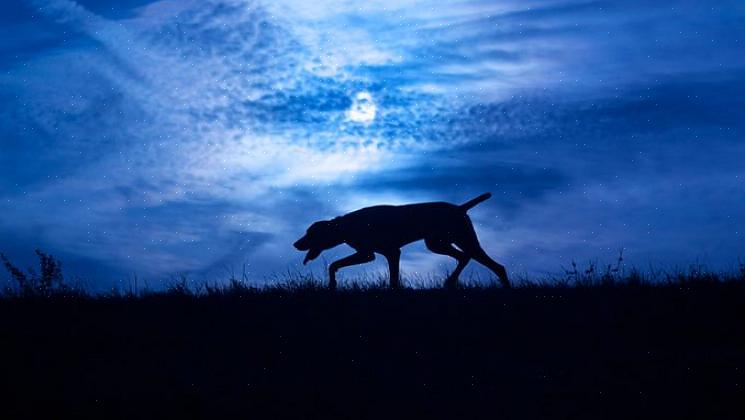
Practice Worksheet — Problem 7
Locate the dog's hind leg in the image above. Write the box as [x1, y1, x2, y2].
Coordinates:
[469, 248, 510, 288]
[381, 249, 401, 289]
[329, 252, 375, 289]
[454, 225, 510, 288]
[425, 238, 470, 288]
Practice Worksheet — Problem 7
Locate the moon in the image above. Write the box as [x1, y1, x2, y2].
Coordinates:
[346, 91, 377, 124]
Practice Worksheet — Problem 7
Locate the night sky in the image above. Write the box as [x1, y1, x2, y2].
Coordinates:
[1, 0, 744, 288]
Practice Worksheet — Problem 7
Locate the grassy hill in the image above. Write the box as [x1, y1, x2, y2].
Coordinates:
[1, 253, 744, 419]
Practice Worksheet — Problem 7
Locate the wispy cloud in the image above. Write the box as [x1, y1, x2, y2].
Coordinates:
[1, 0, 744, 285]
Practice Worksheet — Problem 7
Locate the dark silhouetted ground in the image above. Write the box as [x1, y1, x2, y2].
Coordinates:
[1, 270, 744, 419]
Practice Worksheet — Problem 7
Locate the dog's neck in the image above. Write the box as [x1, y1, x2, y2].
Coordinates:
[326, 217, 347, 247]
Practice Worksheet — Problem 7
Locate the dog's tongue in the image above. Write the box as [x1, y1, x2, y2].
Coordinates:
[303, 248, 321, 265]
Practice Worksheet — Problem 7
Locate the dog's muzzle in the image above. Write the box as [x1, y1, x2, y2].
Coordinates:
[302, 248, 321, 265]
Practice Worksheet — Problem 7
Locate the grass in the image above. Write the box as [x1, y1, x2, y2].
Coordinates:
[3, 249, 743, 298]
[0, 251, 744, 419]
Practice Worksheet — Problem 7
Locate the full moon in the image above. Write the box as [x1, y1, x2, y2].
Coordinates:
[346, 91, 377, 124]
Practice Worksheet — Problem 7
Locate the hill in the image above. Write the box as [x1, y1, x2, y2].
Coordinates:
[1, 270, 744, 419]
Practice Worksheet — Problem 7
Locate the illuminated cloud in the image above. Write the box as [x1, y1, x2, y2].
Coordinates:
[1, 0, 744, 286]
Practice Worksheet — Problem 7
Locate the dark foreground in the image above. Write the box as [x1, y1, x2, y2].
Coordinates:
[1, 281, 744, 419]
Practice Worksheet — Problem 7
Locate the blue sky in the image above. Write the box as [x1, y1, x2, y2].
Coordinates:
[1, 0, 744, 288]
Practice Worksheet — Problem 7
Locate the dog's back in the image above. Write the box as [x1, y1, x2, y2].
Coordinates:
[339, 201, 469, 250]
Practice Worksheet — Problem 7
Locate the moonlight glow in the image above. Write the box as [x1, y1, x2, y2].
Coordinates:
[346, 92, 377, 124]
[1, 0, 744, 285]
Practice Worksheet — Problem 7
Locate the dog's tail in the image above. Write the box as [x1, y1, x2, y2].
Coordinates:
[460, 193, 492, 211]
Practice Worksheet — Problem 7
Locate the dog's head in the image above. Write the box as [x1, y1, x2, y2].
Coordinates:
[293, 219, 342, 264]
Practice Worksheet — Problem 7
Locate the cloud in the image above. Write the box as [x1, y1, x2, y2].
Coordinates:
[1, 0, 744, 286]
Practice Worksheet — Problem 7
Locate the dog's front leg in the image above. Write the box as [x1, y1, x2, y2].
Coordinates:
[328, 252, 375, 289]
[382, 249, 401, 289]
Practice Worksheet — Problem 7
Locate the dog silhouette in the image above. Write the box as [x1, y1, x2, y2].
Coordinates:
[294, 193, 509, 289]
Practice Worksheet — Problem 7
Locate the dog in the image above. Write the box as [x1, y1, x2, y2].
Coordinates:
[293, 193, 510, 289]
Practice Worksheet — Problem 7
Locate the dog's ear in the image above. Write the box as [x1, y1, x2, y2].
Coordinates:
[308, 220, 330, 231]
[310, 220, 330, 233]
[315, 218, 341, 231]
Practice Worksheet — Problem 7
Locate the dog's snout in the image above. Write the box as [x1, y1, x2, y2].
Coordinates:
[294, 237, 307, 250]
